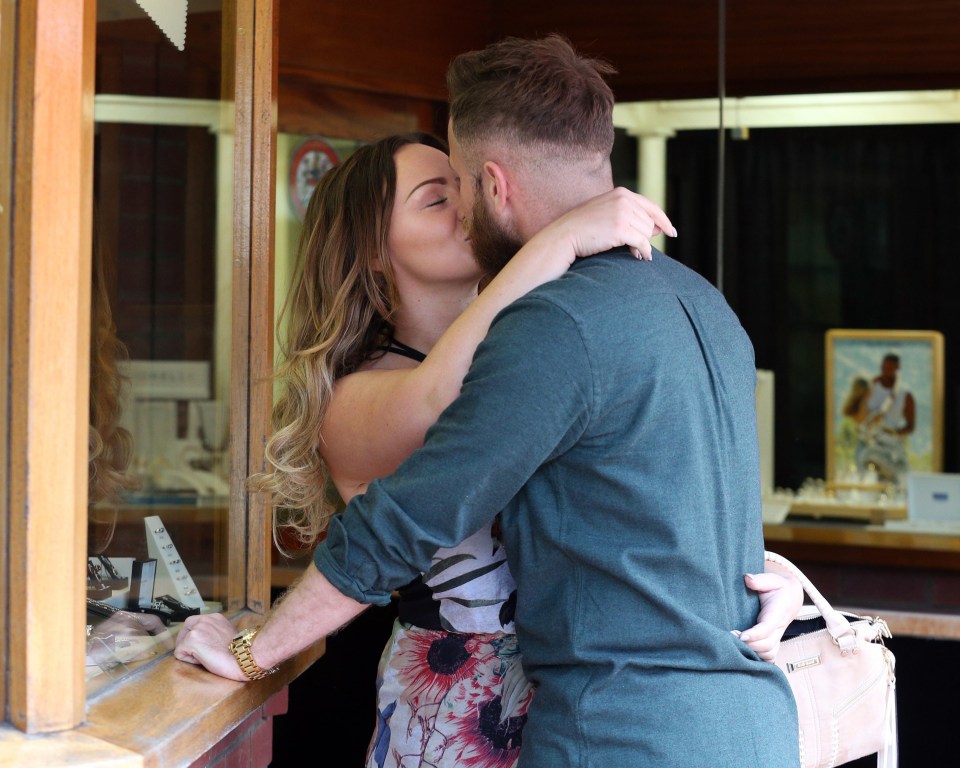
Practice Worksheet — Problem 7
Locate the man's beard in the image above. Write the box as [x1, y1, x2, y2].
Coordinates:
[470, 192, 524, 277]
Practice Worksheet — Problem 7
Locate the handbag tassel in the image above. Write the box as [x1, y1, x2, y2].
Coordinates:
[878, 647, 897, 768]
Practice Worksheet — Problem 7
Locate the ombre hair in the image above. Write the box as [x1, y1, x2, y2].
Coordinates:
[249, 132, 447, 552]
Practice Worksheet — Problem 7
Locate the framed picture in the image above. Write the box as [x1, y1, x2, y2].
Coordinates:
[825, 329, 944, 486]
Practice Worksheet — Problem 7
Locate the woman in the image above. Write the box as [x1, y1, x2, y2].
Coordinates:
[837, 376, 871, 473]
[250, 132, 796, 767]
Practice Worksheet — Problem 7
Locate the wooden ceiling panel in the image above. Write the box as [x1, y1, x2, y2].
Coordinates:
[276, 1, 960, 139]
[491, 0, 960, 100]
[723, 0, 960, 97]
[489, 0, 718, 100]
[278, 0, 493, 101]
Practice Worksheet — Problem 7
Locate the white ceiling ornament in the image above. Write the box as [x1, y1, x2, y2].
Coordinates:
[134, 0, 188, 51]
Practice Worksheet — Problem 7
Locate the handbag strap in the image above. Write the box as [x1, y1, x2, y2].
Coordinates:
[764, 550, 860, 652]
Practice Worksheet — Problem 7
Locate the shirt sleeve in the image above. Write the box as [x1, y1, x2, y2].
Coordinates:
[313, 293, 594, 604]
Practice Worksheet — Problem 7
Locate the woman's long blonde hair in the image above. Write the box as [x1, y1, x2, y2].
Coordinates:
[250, 132, 447, 552]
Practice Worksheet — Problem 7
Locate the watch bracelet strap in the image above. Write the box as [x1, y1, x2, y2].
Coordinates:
[229, 627, 279, 681]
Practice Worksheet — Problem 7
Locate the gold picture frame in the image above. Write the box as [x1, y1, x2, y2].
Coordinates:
[825, 329, 944, 487]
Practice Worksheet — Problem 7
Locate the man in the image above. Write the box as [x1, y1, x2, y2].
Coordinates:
[857, 352, 916, 482]
[176, 35, 799, 767]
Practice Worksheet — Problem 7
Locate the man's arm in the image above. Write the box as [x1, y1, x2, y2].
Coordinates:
[175, 298, 592, 681]
[174, 562, 368, 681]
[901, 392, 916, 434]
[313, 297, 594, 603]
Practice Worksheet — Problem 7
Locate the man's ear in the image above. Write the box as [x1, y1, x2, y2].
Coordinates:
[481, 160, 511, 215]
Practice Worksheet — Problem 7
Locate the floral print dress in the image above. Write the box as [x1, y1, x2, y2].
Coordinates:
[365, 523, 533, 768]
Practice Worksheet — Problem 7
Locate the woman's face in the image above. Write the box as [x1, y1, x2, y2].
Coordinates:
[386, 143, 481, 290]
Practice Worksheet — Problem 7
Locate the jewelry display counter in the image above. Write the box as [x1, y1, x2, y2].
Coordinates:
[0, 614, 324, 768]
[764, 517, 960, 566]
[764, 517, 960, 639]
[786, 500, 907, 524]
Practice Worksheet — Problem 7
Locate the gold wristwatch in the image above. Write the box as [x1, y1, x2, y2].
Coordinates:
[228, 627, 279, 680]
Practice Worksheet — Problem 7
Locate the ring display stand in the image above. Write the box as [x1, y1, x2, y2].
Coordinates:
[144, 515, 204, 609]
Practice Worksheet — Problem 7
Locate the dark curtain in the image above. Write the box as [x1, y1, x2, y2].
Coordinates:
[665, 124, 960, 488]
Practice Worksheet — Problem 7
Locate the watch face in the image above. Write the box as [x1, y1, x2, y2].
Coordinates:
[289, 138, 339, 220]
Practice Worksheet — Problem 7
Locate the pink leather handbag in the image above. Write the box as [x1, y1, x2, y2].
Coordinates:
[766, 551, 898, 768]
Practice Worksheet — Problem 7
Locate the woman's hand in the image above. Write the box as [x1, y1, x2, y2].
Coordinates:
[174, 612, 248, 681]
[542, 187, 677, 263]
[734, 570, 804, 662]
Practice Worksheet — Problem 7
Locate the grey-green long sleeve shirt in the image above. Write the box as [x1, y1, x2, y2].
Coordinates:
[315, 249, 799, 767]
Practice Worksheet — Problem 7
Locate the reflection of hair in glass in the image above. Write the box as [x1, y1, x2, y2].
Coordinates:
[248, 133, 447, 554]
[89, 213, 139, 506]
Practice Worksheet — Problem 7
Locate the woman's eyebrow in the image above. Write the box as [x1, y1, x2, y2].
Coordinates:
[404, 177, 448, 202]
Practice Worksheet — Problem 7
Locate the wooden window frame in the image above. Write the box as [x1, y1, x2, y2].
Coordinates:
[1, 1, 314, 760]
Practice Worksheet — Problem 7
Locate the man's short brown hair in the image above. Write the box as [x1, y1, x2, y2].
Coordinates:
[446, 34, 616, 160]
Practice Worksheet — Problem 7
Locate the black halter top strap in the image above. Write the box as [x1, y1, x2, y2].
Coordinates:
[379, 337, 427, 363]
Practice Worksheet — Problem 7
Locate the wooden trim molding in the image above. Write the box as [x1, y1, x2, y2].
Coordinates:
[6, 0, 96, 733]
[0, 0, 17, 726]
[245, 0, 279, 616]
[223, 0, 277, 616]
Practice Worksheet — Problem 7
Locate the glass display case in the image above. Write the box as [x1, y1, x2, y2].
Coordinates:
[85, 2, 235, 690]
